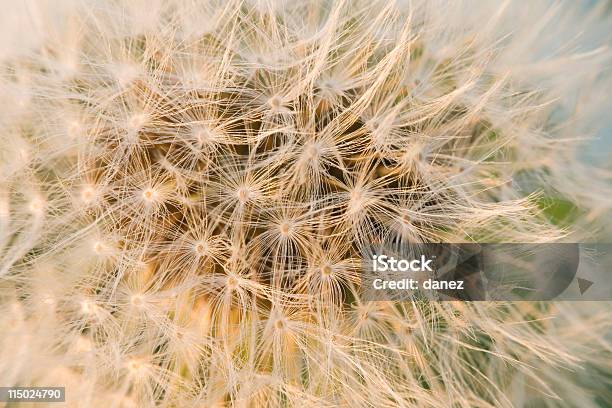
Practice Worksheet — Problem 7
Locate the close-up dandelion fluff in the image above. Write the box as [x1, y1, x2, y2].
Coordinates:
[1, 0, 611, 407]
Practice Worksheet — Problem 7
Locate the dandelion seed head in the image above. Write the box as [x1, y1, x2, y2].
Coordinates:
[2, 0, 611, 406]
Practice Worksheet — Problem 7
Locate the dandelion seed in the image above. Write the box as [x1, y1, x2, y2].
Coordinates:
[125, 357, 145, 374]
[274, 319, 286, 330]
[80, 186, 97, 203]
[113, 63, 141, 88]
[40, 294, 56, 307]
[194, 241, 209, 256]
[268, 96, 283, 111]
[92, 241, 106, 255]
[236, 186, 251, 204]
[320, 264, 333, 277]
[0, 196, 8, 218]
[278, 221, 293, 237]
[128, 113, 148, 132]
[348, 187, 366, 215]
[28, 197, 45, 215]
[67, 120, 82, 138]
[74, 336, 93, 353]
[141, 187, 161, 204]
[79, 299, 95, 315]
[16, 93, 30, 108]
[193, 126, 212, 146]
[226, 275, 239, 290]
[18, 147, 30, 164]
[130, 294, 145, 308]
